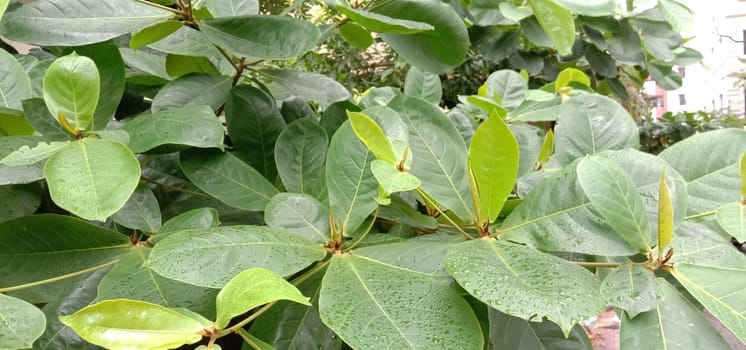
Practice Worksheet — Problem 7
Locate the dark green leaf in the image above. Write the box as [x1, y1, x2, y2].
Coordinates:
[201, 16, 320, 59]
[374, 0, 468, 74]
[0, 183, 41, 222]
[649, 64, 682, 90]
[260, 69, 351, 109]
[111, 185, 161, 233]
[279, 96, 316, 124]
[607, 21, 645, 64]
[0, 0, 173, 46]
[335, 6, 434, 34]
[0, 136, 46, 184]
[130, 20, 184, 50]
[152, 74, 231, 112]
[165, 54, 221, 77]
[60, 300, 205, 349]
[45, 138, 140, 221]
[319, 254, 483, 349]
[274, 118, 328, 197]
[446, 239, 605, 335]
[225, 85, 286, 180]
[215, 268, 309, 329]
[600, 264, 661, 317]
[22, 98, 69, 140]
[97, 247, 219, 319]
[122, 105, 225, 153]
[0, 48, 31, 110]
[585, 43, 617, 77]
[632, 19, 682, 62]
[0, 293, 46, 349]
[179, 149, 278, 211]
[264, 193, 329, 244]
[160, 207, 220, 234]
[150, 26, 221, 57]
[149, 226, 326, 288]
[489, 308, 592, 350]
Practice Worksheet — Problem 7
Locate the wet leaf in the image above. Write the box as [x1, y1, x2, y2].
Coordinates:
[111, 185, 161, 233]
[122, 105, 225, 153]
[43, 53, 99, 131]
[716, 202, 746, 241]
[264, 193, 329, 244]
[600, 264, 661, 317]
[489, 308, 591, 350]
[275, 118, 328, 197]
[0, 293, 46, 349]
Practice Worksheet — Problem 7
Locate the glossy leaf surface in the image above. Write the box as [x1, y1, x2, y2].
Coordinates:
[60, 300, 204, 350]
[319, 254, 483, 349]
[216, 268, 309, 329]
[44, 138, 140, 221]
[149, 226, 325, 288]
[446, 238, 605, 335]
[122, 105, 225, 153]
[43, 54, 99, 131]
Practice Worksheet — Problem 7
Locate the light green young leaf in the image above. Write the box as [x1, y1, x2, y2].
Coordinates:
[207, 0, 259, 17]
[0, 0, 173, 46]
[371, 160, 421, 195]
[672, 264, 746, 344]
[149, 226, 326, 288]
[527, 0, 575, 56]
[467, 114, 519, 224]
[620, 278, 731, 350]
[264, 193, 330, 244]
[555, 68, 590, 92]
[536, 129, 554, 166]
[60, 300, 205, 349]
[130, 20, 184, 50]
[716, 202, 746, 241]
[0, 49, 31, 110]
[43, 53, 100, 131]
[0, 141, 68, 166]
[180, 149, 278, 211]
[740, 152, 746, 198]
[339, 22, 374, 49]
[0, 0, 8, 21]
[658, 167, 674, 254]
[348, 111, 398, 164]
[200, 16, 320, 60]
[215, 268, 309, 329]
[319, 254, 483, 349]
[446, 238, 605, 336]
[659, 0, 694, 32]
[44, 138, 140, 221]
[0, 293, 46, 349]
[335, 6, 434, 34]
[577, 157, 651, 253]
[600, 264, 661, 317]
[122, 105, 225, 153]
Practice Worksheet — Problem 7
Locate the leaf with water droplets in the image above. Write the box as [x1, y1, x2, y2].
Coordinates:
[446, 238, 605, 336]
[264, 193, 330, 244]
[600, 264, 661, 318]
[319, 254, 483, 349]
[0, 293, 46, 349]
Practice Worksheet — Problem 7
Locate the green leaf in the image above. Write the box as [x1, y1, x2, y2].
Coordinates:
[0, 0, 173, 46]
[485, 70, 527, 109]
[97, 247, 219, 320]
[0, 0, 8, 21]
[152, 74, 231, 112]
[259, 69, 351, 109]
[555, 68, 590, 91]
[600, 264, 661, 317]
[335, 6, 434, 34]
[21, 98, 68, 140]
[498, 3, 533, 23]
[489, 308, 592, 350]
[0, 183, 40, 223]
[59, 300, 204, 349]
[250, 267, 340, 350]
[378, 195, 438, 230]
[552, 0, 616, 16]
[388, 95, 474, 222]
[216, 268, 309, 329]
[0, 214, 129, 300]
[165, 54, 221, 78]
[326, 122, 378, 233]
[225, 85, 286, 180]
[658, 167, 674, 253]
[44, 138, 140, 221]
[0, 109, 34, 136]
[740, 152, 746, 198]
[374, 0, 468, 74]
[607, 21, 645, 64]
[122, 105, 225, 153]
[527, 0, 575, 56]
[130, 20, 184, 50]
[150, 26, 221, 57]
[339, 22, 374, 49]
[159, 207, 220, 234]
[319, 254, 483, 349]
[468, 114, 519, 224]
[280, 96, 316, 124]
[348, 111, 397, 164]
[264, 193, 329, 244]
[274, 118, 328, 197]
[149, 226, 326, 288]
[200, 16, 320, 60]
[0, 49, 31, 110]
[0, 140, 68, 166]
[577, 157, 652, 252]
[403, 66, 442, 105]
[0, 136, 46, 185]
[468, 0, 511, 26]
[536, 129, 554, 165]
[43, 53, 100, 131]
[111, 185, 161, 233]
[716, 202, 746, 241]
[179, 149, 278, 211]
[632, 19, 682, 62]
[671, 264, 746, 344]
[660, 129, 746, 215]
[620, 278, 731, 350]
[371, 160, 421, 195]
[658, 0, 694, 32]
[670, 234, 746, 268]
[0, 293, 46, 349]
[66, 41, 126, 131]
[586, 44, 617, 77]
[207, 0, 259, 17]
[553, 95, 640, 166]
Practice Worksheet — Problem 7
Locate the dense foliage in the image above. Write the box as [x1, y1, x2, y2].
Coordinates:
[0, 0, 745, 349]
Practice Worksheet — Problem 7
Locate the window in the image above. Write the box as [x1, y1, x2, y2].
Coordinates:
[679, 94, 686, 105]
[677, 67, 685, 78]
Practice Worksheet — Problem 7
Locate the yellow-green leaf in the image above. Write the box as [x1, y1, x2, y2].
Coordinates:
[348, 111, 398, 164]
[555, 68, 590, 92]
[43, 53, 100, 131]
[658, 167, 673, 255]
[537, 129, 554, 165]
[129, 20, 184, 50]
[527, 0, 575, 56]
[740, 152, 746, 198]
